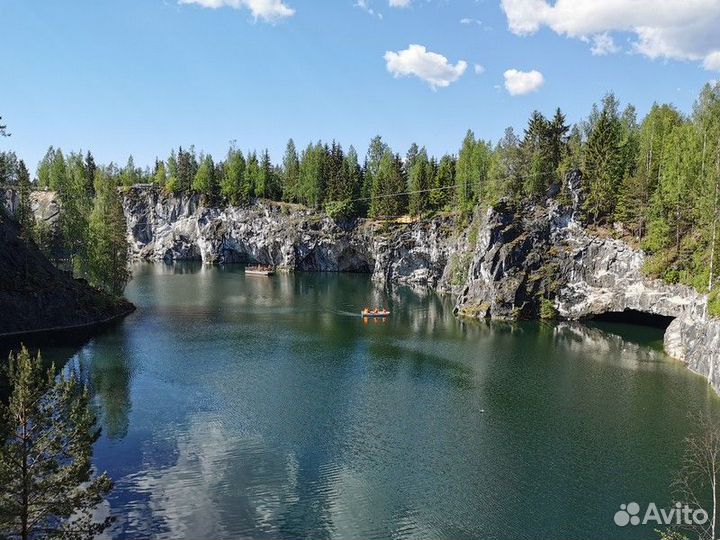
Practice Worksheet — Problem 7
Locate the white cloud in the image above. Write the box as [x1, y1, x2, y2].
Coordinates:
[460, 17, 482, 26]
[704, 52, 720, 71]
[590, 33, 620, 56]
[384, 44, 467, 90]
[474, 64, 485, 74]
[355, 0, 383, 18]
[389, 0, 411, 7]
[178, 0, 294, 22]
[500, 0, 720, 70]
[503, 69, 544, 95]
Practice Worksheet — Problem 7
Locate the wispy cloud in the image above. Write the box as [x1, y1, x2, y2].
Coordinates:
[178, 0, 295, 22]
[355, 0, 382, 19]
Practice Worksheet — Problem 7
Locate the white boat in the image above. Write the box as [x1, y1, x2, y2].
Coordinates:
[246, 266, 275, 276]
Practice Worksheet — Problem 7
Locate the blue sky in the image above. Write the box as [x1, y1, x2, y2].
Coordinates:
[1, 0, 718, 172]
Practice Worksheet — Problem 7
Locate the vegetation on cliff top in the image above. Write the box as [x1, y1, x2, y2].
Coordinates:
[1, 83, 719, 301]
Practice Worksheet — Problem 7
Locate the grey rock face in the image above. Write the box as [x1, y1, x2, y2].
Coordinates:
[3, 189, 61, 228]
[122, 186, 458, 288]
[123, 185, 719, 393]
[453, 190, 716, 392]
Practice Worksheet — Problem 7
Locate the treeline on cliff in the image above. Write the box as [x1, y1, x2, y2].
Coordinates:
[0, 151, 129, 297]
[1, 83, 719, 306]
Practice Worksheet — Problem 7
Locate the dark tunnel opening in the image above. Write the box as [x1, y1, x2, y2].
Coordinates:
[587, 309, 675, 330]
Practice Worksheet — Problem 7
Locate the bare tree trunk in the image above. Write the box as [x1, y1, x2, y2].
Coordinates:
[712, 466, 717, 540]
[21, 407, 29, 540]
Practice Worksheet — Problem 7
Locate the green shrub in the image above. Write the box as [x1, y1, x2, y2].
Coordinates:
[709, 289, 720, 319]
[324, 199, 355, 221]
[540, 298, 558, 320]
[449, 252, 473, 287]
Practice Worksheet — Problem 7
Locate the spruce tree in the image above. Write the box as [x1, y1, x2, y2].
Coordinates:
[153, 161, 167, 187]
[16, 160, 34, 238]
[165, 150, 179, 194]
[408, 147, 430, 216]
[36, 147, 55, 189]
[298, 143, 326, 208]
[583, 94, 624, 223]
[84, 151, 96, 197]
[244, 152, 260, 203]
[0, 151, 19, 184]
[0, 346, 113, 540]
[120, 155, 139, 187]
[430, 154, 455, 210]
[259, 149, 279, 200]
[370, 151, 406, 218]
[455, 130, 476, 208]
[281, 139, 300, 203]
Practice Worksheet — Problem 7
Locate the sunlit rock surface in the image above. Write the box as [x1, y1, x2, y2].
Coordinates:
[122, 186, 461, 290]
[122, 183, 718, 393]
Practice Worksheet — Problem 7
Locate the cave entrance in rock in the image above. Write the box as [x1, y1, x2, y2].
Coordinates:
[587, 309, 675, 330]
[221, 249, 260, 265]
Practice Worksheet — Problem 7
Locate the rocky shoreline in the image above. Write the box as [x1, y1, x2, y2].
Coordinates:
[0, 205, 134, 338]
[121, 184, 720, 394]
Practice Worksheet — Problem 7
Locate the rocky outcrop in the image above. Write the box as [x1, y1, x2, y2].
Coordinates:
[3, 189, 61, 228]
[453, 176, 718, 392]
[122, 186, 461, 289]
[0, 209, 133, 337]
[121, 184, 720, 393]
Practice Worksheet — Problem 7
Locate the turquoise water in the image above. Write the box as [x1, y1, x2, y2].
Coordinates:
[33, 263, 720, 539]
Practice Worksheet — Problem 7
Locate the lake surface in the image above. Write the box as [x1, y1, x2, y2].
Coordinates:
[31, 263, 720, 539]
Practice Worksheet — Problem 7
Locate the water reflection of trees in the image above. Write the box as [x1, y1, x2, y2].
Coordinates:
[62, 332, 134, 441]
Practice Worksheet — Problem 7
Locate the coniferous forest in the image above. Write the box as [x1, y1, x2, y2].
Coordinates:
[1, 83, 719, 312]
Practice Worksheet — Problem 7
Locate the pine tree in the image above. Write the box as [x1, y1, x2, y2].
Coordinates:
[87, 169, 130, 296]
[0, 346, 113, 540]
